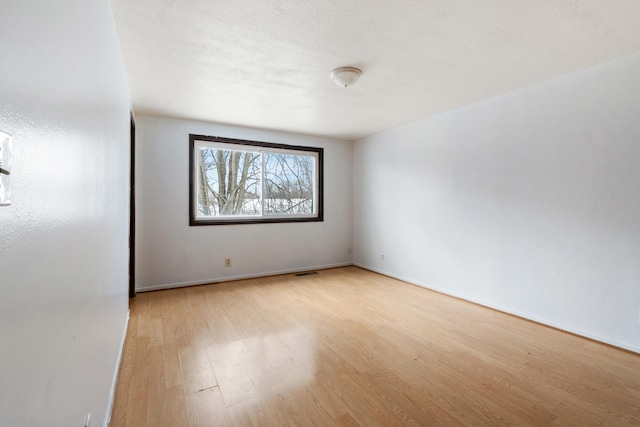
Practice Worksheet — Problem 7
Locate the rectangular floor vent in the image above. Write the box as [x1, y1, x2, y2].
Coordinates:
[294, 271, 318, 277]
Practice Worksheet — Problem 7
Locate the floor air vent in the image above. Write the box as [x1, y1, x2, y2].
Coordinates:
[294, 271, 318, 277]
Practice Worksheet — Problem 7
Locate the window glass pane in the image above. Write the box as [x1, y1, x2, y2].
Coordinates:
[263, 152, 315, 215]
[197, 147, 261, 217]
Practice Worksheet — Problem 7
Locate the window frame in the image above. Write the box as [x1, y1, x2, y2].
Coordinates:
[189, 134, 324, 226]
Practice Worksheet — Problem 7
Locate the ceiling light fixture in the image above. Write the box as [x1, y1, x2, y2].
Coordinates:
[330, 66, 362, 88]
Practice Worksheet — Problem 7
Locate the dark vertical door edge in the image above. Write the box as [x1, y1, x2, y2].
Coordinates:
[129, 113, 136, 298]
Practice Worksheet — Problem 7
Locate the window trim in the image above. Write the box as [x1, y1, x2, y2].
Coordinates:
[189, 134, 324, 226]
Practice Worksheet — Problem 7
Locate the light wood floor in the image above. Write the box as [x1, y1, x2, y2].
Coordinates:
[110, 267, 640, 426]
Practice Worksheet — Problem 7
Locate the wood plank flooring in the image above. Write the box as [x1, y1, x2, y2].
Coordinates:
[110, 267, 640, 426]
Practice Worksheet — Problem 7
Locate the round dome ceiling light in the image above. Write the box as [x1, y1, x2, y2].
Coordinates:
[330, 66, 362, 88]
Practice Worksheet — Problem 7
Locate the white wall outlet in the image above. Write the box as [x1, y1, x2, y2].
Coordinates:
[224, 258, 231, 267]
[0, 130, 12, 206]
[380, 253, 384, 261]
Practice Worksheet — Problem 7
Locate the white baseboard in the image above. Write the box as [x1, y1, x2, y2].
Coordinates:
[136, 262, 353, 293]
[104, 310, 130, 427]
[354, 263, 640, 355]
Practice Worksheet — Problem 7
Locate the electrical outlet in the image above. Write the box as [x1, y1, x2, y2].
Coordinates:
[225, 258, 231, 267]
[380, 253, 384, 261]
[638, 308, 640, 326]
[84, 413, 91, 427]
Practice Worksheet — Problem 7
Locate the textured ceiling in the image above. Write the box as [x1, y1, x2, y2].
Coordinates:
[111, 1, 640, 140]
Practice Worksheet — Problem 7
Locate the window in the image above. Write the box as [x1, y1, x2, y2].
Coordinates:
[189, 134, 323, 225]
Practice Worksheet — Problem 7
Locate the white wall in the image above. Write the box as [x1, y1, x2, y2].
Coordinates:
[0, 2, 131, 426]
[354, 52, 640, 353]
[135, 115, 353, 291]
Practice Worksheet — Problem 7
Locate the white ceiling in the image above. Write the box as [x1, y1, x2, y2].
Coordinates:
[111, 1, 640, 140]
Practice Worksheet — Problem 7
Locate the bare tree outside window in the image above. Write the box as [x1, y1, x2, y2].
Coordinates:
[197, 148, 261, 216]
[264, 153, 314, 215]
[190, 134, 323, 225]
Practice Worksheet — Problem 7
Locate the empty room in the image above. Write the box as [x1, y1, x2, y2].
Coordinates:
[1, 1, 640, 426]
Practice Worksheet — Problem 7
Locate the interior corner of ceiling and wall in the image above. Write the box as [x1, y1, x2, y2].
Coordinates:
[110, 0, 640, 140]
